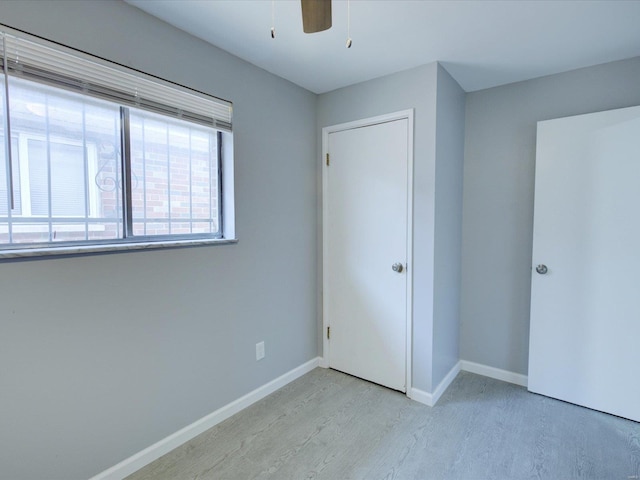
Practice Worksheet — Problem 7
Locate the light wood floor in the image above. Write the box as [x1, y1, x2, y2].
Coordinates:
[126, 368, 640, 480]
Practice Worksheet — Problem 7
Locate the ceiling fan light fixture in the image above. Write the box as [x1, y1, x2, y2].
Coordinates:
[301, 0, 332, 34]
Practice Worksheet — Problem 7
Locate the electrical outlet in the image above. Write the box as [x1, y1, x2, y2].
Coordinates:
[256, 341, 265, 361]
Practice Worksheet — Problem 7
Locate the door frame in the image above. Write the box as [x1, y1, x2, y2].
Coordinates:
[321, 109, 414, 396]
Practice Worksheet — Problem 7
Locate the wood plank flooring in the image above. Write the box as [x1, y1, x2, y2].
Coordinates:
[126, 368, 640, 480]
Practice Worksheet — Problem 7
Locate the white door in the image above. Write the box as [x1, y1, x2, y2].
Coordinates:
[528, 105, 640, 422]
[324, 115, 411, 392]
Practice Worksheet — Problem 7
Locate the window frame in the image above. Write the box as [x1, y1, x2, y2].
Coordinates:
[121, 107, 223, 243]
[0, 27, 236, 259]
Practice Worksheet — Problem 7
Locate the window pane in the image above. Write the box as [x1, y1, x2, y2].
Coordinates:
[26, 139, 51, 216]
[0, 136, 24, 218]
[0, 77, 5, 219]
[0, 76, 6, 245]
[9, 223, 49, 244]
[0, 138, 11, 217]
[172, 222, 191, 235]
[169, 125, 191, 222]
[129, 109, 220, 237]
[4, 77, 123, 245]
[191, 132, 217, 225]
[0, 84, 20, 223]
[192, 221, 214, 234]
[26, 139, 86, 217]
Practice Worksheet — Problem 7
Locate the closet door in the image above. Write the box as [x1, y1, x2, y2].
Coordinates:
[324, 116, 411, 392]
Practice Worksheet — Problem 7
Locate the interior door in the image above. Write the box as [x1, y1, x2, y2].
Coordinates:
[528, 105, 640, 422]
[325, 118, 409, 392]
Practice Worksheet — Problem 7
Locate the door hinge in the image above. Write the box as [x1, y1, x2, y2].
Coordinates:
[327, 326, 330, 339]
[326, 153, 330, 166]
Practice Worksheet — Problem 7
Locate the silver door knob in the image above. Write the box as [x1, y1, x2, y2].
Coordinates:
[536, 264, 548, 275]
[392, 263, 404, 273]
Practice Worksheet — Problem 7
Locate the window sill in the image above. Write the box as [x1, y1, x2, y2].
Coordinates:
[0, 237, 238, 260]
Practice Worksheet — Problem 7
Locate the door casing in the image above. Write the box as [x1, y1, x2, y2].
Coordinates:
[321, 109, 414, 397]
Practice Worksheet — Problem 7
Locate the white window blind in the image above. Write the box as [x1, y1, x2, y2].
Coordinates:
[0, 31, 232, 131]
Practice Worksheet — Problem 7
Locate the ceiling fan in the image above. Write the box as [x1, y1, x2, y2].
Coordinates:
[300, 0, 332, 34]
[271, 0, 351, 47]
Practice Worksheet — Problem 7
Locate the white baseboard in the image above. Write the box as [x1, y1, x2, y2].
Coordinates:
[410, 361, 461, 407]
[409, 387, 433, 406]
[89, 357, 321, 480]
[460, 360, 528, 387]
[432, 360, 462, 403]
[318, 356, 329, 368]
[409, 359, 528, 406]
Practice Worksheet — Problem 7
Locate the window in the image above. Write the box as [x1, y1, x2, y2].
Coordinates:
[128, 108, 221, 237]
[2, 79, 121, 245]
[0, 30, 234, 256]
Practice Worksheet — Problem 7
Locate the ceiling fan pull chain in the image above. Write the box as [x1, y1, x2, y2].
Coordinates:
[271, 0, 276, 38]
[346, 0, 352, 48]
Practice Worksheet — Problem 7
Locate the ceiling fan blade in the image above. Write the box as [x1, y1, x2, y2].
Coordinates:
[301, 0, 332, 34]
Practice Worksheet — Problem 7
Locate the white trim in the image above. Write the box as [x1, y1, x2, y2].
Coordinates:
[89, 357, 320, 480]
[408, 387, 434, 406]
[460, 360, 528, 387]
[404, 113, 415, 396]
[432, 361, 461, 404]
[409, 360, 529, 407]
[318, 356, 329, 368]
[409, 360, 461, 407]
[220, 130, 235, 240]
[321, 109, 415, 397]
[321, 126, 330, 379]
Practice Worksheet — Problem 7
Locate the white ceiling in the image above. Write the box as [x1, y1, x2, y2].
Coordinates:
[126, 0, 640, 94]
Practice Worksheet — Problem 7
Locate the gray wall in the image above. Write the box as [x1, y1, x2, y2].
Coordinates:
[432, 65, 465, 387]
[460, 56, 640, 375]
[318, 63, 464, 393]
[0, 2, 317, 479]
